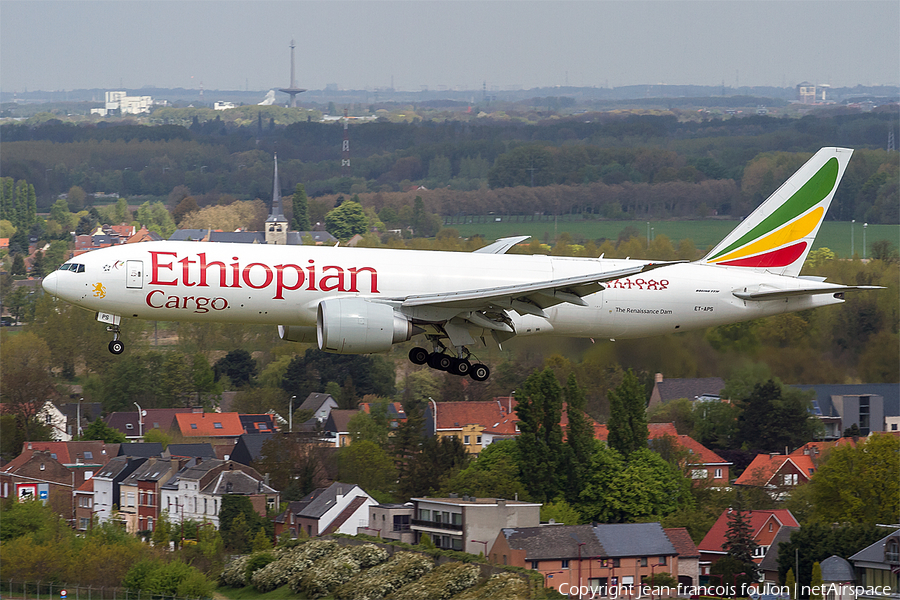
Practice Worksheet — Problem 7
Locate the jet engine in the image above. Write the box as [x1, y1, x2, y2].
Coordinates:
[277, 325, 317, 344]
[317, 298, 418, 354]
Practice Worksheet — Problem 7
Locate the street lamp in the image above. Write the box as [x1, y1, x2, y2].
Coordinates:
[134, 402, 143, 438]
[544, 570, 565, 589]
[289, 395, 296, 432]
[471, 539, 489, 557]
[863, 222, 868, 259]
[851, 219, 855, 258]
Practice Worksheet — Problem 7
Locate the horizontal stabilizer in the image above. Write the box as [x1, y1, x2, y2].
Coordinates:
[733, 285, 883, 301]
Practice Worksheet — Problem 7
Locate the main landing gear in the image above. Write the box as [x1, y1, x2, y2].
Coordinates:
[408, 346, 490, 382]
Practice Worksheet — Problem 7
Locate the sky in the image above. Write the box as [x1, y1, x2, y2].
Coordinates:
[1, 1, 898, 94]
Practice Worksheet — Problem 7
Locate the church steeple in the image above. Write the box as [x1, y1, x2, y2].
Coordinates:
[266, 153, 289, 245]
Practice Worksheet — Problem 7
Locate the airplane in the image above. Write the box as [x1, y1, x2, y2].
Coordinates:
[42, 147, 880, 381]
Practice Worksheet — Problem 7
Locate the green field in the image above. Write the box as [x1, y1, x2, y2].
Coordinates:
[446, 217, 898, 258]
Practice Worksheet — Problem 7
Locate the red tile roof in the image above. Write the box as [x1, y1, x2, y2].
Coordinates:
[676, 434, 730, 466]
[434, 400, 516, 431]
[174, 412, 244, 437]
[698, 509, 799, 554]
[593, 422, 679, 441]
[665, 527, 700, 558]
[733, 454, 816, 486]
[790, 438, 856, 457]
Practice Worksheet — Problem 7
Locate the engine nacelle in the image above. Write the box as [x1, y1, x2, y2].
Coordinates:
[277, 325, 317, 344]
[317, 298, 416, 354]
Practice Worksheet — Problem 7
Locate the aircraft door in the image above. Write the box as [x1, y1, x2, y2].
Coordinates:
[126, 260, 143, 289]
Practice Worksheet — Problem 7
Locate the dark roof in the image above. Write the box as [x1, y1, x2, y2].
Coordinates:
[230, 433, 275, 466]
[593, 523, 677, 557]
[59, 402, 103, 422]
[820, 555, 855, 582]
[299, 482, 366, 519]
[794, 384, 899, 417]
[95, 456, 147, 480]
[239, 414, 277, 434]
[202, 469, 276, 495]
[117, 443, 164, 458]
[324, 410, 357, 433]
[655, 377, 726, 403]
[758, 526, 799, 572]
[503, 524, 604, 561]
[300, 393, 337, 412]
[849, 529, 900, 564]
[165, 443, 217, 459]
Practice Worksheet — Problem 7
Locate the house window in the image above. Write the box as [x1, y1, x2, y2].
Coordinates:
[753, 546, 768, 558]
[127, 492, 135, 506]
[612, 558, 620, 568]
[191, 423, 198, 429]
[561, 559, 570, 568]
[783, 473, 798, 486]
[84, 451, 93, 460]
[464, 435, 470, 444]
[530, 560, 540, 570]
[658, 556, 667, 566]
[79, 518, 90, 530]
[769, 523, 774, 532]
[214, 422, 223, 429]
[691, 469, 708, 479]
[714, 468, 723, 479]
[476, 436, 482, 444]
[640, 557, 648, 567]
[887, 540, 899, 563]
[84, 471, 93, 480]
[419, 509, 431, 521]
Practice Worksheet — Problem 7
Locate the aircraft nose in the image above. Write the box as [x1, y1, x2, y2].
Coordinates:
[42, 271, 58, 297]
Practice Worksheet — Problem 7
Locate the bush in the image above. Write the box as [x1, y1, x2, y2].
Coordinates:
[251, 539, 339, 592]
[388, 562, 479, 600]
[245, 551, 276, 583]
[452, 572, 531, 600]
[293, 543, 390, 599]
[334, 552, 434, 600]
[219, 555, 252, 587]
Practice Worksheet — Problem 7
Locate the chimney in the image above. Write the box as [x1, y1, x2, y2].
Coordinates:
[497, 498, 506, 507]
[655, 373, 663, 383]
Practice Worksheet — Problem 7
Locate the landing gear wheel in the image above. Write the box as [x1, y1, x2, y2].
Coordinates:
[108, 340, 125, 355]
[469, 363, 490, 382]
[409, 347, 429, 365]
[449, 358, 471, 376]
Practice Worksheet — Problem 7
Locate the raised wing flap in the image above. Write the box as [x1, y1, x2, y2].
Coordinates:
[733, 284, 884, 301]
[401, 261, 679, 312]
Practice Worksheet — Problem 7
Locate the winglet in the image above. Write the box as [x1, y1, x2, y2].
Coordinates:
[474, 236, 531, 254]
[700, 147, 853, 277]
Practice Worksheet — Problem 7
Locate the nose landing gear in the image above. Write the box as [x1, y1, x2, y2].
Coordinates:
[107, 325, 124, 355]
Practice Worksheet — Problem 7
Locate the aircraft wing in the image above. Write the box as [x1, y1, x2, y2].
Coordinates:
[399, 261, 679, 321]
[733, 285, 884, 301]
[473, 236, 531, 254]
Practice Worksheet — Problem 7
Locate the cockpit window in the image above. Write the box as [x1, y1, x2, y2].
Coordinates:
[58, 263, 85, 273]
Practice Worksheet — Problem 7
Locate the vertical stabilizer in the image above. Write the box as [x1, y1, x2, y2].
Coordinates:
[700, 147, 852, 277]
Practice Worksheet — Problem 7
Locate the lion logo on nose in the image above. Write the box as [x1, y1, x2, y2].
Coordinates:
[92, 283, 106, 298]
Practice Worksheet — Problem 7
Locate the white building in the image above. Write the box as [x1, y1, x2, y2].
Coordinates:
[91, 91, 153, 116]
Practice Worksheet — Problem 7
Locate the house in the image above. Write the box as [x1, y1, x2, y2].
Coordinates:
[164, 443, 218, 460]
[116, 443, 164, 458]
[230, 433, 275, 466]
[359, 503, 415, 544]
[274, 482, 376, 538]
[674, 435, 732, 487]
[2, 441, 119, 489]
[0, 451, 74, 514]
[174, 412, 244, 439]
[594, 422, 680, 442]
[359, 401, 407, 431]
[665, 527, 701, 587]
[848, 529, 899, 599]
[734, 453, 817, 497]
[37, 401, 69, 441]
[793, 384, 899, 439]
[425, 400, 518, 454]
[648, 374, 727, 411]
[74, 478, 95, 530]
[159, 459, 278, 529]
[790, 438, 856, 459]
[92, 456, 148, 524]
[819, 555, 858, 600]
[698, 509, 800, 574]
[117, 457, 182, 532]
[240, 414, 278, 435]
[411, 495, 541, 554]
[57, 401, 104, 439]
[298, 393, 340, 424]
[105, 408, 193, 441]
[323, 409, 357, 447]
[491, 522, 680, 597]
[757, 526, 799, 584]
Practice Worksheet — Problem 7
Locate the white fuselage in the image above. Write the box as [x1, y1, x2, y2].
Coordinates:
[42, 241, 843, 341]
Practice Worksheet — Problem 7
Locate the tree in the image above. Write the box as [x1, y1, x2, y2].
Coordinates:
[722, 491, 759, 582]
[785, 568, 796, 600]
[337, 439, 397, 493]
[214, 349, 257, 387]
[607, 369, 649, 457]
[439, 440, 528, 501]
[562, 373, 596, 504]
[806, 434, 900, 525]
[291, 183, 311, 231]
[0, 332, 56, 442]
[777, 523, 886, 589]
[324, 200, 368, 241]
[733, 379, 818, 453]
[404, 435, 470, 498]
[810, 562, 824, 600]
[78, 419, 127, 443]
[515, 368, 564, 501]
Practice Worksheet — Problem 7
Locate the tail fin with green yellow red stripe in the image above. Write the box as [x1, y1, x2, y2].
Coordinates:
[700, 147, 853, 277]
